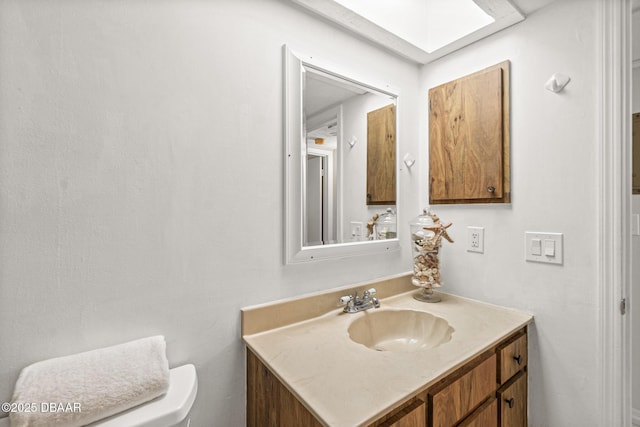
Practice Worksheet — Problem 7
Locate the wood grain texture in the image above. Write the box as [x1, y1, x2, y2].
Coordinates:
[498, 371, 527, 427]
[461, 68, 503, 199]
[429, 78, 464, 201]
[429, 61, 510, 204]
[370, 397, 426, 427]
[497, 332, 527, 385]
[367, 103, 396, 205]
[428, 353, 497, 427]
[458, 397, 498, 427]
[246, 350, 323, 427]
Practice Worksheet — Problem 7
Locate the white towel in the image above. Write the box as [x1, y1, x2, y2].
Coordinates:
[9, 336, 170, 427]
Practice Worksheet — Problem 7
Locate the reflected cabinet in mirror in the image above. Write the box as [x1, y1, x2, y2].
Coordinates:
[284, 46, 400, 263]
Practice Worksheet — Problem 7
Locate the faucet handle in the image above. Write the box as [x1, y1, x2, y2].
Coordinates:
[363, 288, 376, 297]
[338, 295, 352, 306]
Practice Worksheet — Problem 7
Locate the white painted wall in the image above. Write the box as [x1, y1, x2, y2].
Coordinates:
[632, 11, 640, 420]
[633, 194, 640, 422]
[0, 0, 619, 426]
[631, 10, 640, 422]
[0, 1, 421, 425]
[419, 1, 601, 425]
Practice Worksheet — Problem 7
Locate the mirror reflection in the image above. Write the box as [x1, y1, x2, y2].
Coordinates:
[302, 66, 397, 247]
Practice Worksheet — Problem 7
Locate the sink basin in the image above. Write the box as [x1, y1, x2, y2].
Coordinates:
[347, 309, 453, 352]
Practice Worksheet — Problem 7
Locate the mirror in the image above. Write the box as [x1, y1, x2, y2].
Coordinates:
[284, 46, 400, 263]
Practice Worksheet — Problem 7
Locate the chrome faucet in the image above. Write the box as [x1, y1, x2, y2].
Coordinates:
[338, 288, 381, 313]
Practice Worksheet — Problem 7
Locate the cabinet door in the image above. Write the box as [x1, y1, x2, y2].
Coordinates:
[367, 104, 396, 205]
[429, 61, 510, 204]
[429, 354, 497, 427]
[498, 371, 527, 427]
[375, 399, 426, 427]
[247, 351, 323, 427]
[457, 397, 497, 427]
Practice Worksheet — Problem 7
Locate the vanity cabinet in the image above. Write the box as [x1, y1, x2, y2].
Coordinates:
[427, 353, 496, 426]
[246, 350, 323, 427]
[496, 331, 528, 427]
[458, 397, 497, 427]
[246, 326, 528, 427]
[428, 61, 510, 205]
[370, 398, 426, 427]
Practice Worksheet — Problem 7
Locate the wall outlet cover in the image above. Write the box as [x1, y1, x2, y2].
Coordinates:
[467, 226, 484, 253]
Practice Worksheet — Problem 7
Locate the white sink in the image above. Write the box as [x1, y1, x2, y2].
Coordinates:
[347, 309, 453, 352]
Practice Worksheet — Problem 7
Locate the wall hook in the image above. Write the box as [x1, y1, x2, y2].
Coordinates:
[347, 136, 357, 148]
[403, 153, 416, 169]
[545, 73, 571, 93]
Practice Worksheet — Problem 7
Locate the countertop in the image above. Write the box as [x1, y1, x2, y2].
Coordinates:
[241, 275, 533, 427]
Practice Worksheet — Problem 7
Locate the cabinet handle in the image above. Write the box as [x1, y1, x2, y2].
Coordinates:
[487, 186, 496, 193]
[513, 355, 522, 365]
[505, 398, 515, 409]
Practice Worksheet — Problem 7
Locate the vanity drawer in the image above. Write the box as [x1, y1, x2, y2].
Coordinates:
[428, 353, 497, 427]
[498, 371, 527, 427]
[497, 332, 527, 384]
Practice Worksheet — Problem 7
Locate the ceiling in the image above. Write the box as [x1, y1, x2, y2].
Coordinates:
[509, 0, 558, 15]
[304, 69, 366, 118]
[289, 0, 560, 64]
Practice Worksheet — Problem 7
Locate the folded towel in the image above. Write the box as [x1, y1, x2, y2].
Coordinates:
[9, 336, 170, 427]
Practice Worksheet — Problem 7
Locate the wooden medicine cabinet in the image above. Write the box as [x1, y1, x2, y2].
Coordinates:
[429, 61, 510, 204]
[367, 103, 396, 205]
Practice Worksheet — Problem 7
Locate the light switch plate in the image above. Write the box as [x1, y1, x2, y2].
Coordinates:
[350, 221, 363, 241]
[525, 232, 563, 265]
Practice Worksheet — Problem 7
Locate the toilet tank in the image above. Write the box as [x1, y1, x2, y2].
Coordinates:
[91, 364, 197, 427]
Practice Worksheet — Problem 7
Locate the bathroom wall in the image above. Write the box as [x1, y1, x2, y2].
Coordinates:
[634, 192, 640, 423]
[419, 0, 602, 425]
[0, 0, 619, 426]
[632, 10, 640, 421]
[0, 1, 421, 425]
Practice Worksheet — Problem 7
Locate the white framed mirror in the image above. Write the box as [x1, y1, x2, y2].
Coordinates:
[284, 45, 400, 263]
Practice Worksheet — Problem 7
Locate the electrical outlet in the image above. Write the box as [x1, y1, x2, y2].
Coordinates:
[467, 226, 484, 253]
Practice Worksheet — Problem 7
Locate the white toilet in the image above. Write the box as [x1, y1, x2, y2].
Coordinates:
[0, 364, 197, 427]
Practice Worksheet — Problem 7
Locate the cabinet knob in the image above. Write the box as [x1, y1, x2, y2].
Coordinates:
[505, 398, 515, 409]
[513, 355, 522, 365]
[487, 186, 496, 193]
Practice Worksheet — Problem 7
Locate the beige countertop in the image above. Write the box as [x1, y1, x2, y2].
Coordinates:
[241, 274, 533, 427]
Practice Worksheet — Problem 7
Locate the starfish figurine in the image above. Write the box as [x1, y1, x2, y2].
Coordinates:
[366, 214, 379, 238]
[424, 222, 454, 244]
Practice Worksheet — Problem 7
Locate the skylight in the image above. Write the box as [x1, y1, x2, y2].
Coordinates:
[289, 0, 524, 63]
[333, 0, 494, 53]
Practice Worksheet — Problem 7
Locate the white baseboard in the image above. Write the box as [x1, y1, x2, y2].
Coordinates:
[632, 408, 640, 426]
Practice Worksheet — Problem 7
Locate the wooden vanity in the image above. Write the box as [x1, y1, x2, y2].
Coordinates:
[242, 274, 532, 427]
